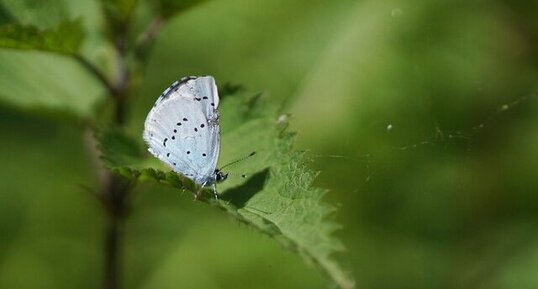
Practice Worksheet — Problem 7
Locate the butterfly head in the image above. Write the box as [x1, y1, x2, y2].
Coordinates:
[214, 169, 228, 183]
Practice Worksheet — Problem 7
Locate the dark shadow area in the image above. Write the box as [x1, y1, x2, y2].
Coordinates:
[220, 168, 269, 208]
[219, 82, 244, 99]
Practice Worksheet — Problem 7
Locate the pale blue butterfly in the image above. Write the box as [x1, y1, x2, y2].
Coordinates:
[143, 76, 227, 198]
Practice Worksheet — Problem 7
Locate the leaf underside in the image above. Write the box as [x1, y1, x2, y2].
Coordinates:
[97, 93, 355, 288]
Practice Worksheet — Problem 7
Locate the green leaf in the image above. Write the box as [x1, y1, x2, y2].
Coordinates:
[97, 126, 144, 168]
[0, 19, 84, 54]
[0, 49, 106, 119]
[97, 94, 355, 289]
[0, 0, 68, 28]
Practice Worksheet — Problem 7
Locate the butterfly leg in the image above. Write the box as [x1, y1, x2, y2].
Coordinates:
[194, 182, 207, 200]
[212, 183, 218, 200]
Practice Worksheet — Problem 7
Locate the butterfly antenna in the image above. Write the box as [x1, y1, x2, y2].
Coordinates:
[223, 171, 249, 179]
[220, 151, 256, 170]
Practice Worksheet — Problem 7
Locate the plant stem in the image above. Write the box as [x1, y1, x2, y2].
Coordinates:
[135, 16, 163, 61]
[82, 127, 124, 289]
[102, 174, 129, 289]
[79, 12, 164, 289]
[73, 54, 116, 96]
[100, 18, 135, 289]
[104, 214, 120, 289]
[77, 44, 130, 289]
[103, 65, 129, 289]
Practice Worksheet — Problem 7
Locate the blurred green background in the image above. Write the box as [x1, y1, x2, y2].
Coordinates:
[1, 0, 537, 289]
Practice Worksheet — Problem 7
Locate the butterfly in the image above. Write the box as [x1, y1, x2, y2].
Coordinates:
[143, 76, 227, 198]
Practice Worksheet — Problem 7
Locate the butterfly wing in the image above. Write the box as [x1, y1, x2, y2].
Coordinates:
[143, 76, 220, 185]
[176, 76, 219, 119]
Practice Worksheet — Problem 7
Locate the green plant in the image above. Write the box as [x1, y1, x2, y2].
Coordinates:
[0, 1, 353, 288]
